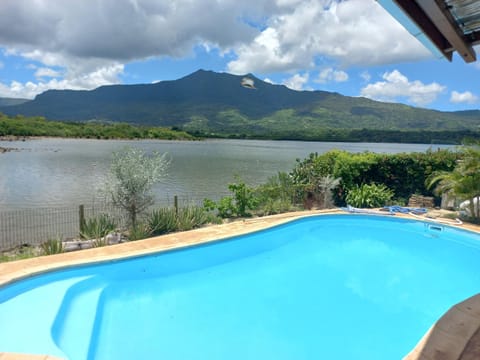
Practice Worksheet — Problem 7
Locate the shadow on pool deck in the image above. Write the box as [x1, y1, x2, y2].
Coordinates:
[1, 209, 480, 360]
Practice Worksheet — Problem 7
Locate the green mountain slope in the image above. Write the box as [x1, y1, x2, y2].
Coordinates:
[1, 70, 479, 139]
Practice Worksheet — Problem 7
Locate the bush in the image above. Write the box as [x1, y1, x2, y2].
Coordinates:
[80, 214, 116, 240]
[291, 149, 459, 205]
[345, 183, 394, 208]
[204, 178, 259, 218]
[177, 206, 218, 231]
[128, 223, 152, 241]
[148, 208, 178, 236]
[147, 205, 219, 236]
[216, 196, 237, 218]
[228, 179, 258, 217]
[256, 198, 294, 216]
[102, 146, 170, 227]
[255, 172, 297, 212]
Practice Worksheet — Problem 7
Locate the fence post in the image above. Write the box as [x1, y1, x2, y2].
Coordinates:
[174, 195, 178, 215]
[79, 204, 85, 232]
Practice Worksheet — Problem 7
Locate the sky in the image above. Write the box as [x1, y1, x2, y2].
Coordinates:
[0, 0, 479, 112]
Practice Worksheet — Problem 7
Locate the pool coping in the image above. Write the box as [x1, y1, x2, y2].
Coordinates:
[0, 210, 339, 288]
[1, 209, 480, 360]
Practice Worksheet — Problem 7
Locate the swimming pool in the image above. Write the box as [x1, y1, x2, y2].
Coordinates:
[1, 214, 479, 359]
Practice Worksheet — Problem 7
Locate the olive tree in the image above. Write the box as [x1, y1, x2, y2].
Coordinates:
[103, 146, 170, 227]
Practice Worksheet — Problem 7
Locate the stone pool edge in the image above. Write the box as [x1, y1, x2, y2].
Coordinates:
[0, 210, 339, 288]
[1, 209, 480, 360]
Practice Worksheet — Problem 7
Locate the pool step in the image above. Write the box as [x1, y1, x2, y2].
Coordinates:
[51, 277, 106, 360]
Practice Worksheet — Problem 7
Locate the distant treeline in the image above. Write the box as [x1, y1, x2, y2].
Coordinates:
[197, 128, 477, 144]
[1, 113, 477, 144]
[0, 114, 196, 140]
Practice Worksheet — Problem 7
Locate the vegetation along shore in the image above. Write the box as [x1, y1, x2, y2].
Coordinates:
[0, 113, 196, 141]
[0, 113, 477, 144]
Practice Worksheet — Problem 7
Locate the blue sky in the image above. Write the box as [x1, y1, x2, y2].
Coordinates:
[0, 0, 478, 112]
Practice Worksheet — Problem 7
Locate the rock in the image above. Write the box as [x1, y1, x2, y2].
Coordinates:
[105, 232, 121, 244]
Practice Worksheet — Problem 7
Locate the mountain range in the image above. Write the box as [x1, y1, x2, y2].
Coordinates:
[0, 97, 29, 107]
[1, 69, 479, 140]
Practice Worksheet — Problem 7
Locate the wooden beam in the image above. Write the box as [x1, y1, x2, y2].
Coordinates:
[393, 0, 453, 61]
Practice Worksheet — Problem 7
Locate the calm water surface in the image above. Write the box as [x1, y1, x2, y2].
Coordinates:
[0, 138, 452, 209]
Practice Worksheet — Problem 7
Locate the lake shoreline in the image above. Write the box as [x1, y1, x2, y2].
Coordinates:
[0, 134, 463, 146]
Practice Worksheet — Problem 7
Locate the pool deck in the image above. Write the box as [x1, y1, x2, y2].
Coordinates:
[1, 209, 480, 360]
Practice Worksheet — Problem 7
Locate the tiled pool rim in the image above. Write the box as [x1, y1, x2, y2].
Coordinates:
[1, 209, 480, 360]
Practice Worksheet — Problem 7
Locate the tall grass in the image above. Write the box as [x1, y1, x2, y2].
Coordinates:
[40, 237, 64, 255]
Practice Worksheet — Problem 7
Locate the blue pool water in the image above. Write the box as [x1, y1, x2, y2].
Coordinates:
[1, 215, 480, 359]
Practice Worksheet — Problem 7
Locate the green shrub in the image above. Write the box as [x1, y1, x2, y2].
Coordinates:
[147, 205, 220, 236]
[257, 198, 294, 216]
[216, 196, 236, 218]
[148, 208, 178, 236]
[291, 149, 459, 205]
[177, 206, 216, 231]
[204, 178, 259, 218]
[40, 237, 64, 255]
[255, 172, 296, 212]
[80, 214, 116, 240]
[203, 198, 217, 212]
[128, 223, 152, 241]
[102, 147, 170, 228]
[345, 183, 394, 208]
[228, 179, 258, 217]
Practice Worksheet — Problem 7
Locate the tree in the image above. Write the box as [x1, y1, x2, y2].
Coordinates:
[103, 146, 170, 227]
[427, 141, 480, 222]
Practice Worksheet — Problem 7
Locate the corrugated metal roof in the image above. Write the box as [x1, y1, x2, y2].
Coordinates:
[446, 0, 480, 38]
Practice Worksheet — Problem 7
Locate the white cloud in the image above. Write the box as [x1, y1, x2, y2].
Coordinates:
[360, 71, 371, 82]
[35, 67, 61, 79]
[283, 73, 309, 90]
[0, 0, 281, 97]
[360, 70, 446, 106]
[228, 27, 301, 74]
[276, 0, 303, 6]
[450, 90, 478, 104]
[263, 77, 275, 84]
[228, 0, 430, 74]
[0, 63, 124, 99]
[317, 68, 348, 83]
[0, 0, 435, 98]
[0, 0, 262, 61]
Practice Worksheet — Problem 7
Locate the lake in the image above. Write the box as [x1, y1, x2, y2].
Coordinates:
[0, 138, 453, 210]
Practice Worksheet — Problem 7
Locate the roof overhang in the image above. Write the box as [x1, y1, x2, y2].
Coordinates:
[378, 0, 480, 63]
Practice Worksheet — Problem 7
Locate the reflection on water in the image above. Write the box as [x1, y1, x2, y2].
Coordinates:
[0, 138, 452, 209]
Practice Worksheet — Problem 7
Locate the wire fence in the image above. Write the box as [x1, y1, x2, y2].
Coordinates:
[0, 194, 214, 252]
